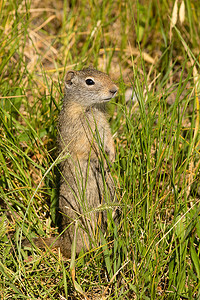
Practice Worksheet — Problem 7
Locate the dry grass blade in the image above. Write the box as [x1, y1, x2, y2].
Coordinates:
[171, 0, 178, 28]
[156, 199, 200, 246]
[179, 0, 185, 24]
[101, 260, 129, 298]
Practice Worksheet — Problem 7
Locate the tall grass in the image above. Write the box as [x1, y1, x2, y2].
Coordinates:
[0, 0, 200, 299]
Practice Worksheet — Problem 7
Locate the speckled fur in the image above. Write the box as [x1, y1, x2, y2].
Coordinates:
[56, 67, 118, 256]
[23, 67, 118, 257]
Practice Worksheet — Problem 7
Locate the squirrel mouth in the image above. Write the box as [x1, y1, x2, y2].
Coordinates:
[102, 91, 117, 102]
[103, 98, 112, 101]
[103, 95, 116, 101]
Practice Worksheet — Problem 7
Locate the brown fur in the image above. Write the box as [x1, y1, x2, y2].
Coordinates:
[24, 67, 118, 257]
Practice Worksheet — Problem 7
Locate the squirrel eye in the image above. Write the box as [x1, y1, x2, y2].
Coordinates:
[85, 78, 95, 85]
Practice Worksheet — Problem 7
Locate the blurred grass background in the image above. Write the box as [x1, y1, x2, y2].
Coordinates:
[0, 0, 200, 299]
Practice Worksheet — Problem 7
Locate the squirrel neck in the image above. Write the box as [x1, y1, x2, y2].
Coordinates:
[63, 99, 105, 116]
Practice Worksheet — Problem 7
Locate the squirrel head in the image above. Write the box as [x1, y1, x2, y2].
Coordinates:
[64, 67, 118, 106]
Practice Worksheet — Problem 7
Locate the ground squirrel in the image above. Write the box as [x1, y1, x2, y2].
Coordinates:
[24, 67, 118, 257]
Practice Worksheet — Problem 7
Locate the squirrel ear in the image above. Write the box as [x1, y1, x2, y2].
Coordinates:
[65, 71, 76, 88]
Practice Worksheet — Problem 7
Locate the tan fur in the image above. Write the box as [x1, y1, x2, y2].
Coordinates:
[24, 67, 118, 257]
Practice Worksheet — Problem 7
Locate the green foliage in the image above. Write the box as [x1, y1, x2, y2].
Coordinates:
[0, 0, 200, 299]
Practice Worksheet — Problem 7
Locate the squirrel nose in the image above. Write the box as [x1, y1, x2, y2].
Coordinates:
[110, 85, 118, 97]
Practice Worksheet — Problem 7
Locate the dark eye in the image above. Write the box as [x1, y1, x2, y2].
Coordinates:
[86, 78, 95, 85]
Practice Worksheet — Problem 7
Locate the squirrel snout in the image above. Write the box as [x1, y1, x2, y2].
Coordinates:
[109, 86, 118, 97]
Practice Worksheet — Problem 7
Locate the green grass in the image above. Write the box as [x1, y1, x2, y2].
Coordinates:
[0, 0, 200, 299]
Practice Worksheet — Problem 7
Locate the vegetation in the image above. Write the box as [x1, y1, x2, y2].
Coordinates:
[0, 0, 200, 298]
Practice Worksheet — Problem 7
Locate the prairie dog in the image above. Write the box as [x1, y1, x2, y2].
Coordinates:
[24, 67, 118, 257]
